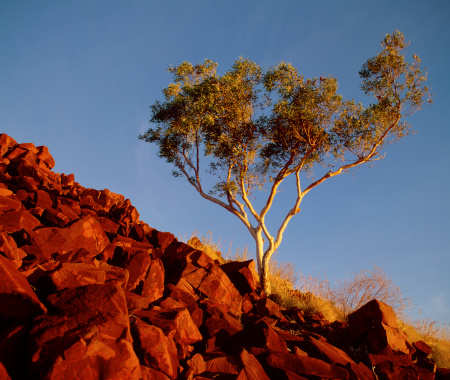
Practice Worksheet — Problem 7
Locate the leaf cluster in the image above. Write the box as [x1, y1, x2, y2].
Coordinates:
[140, 31, 431, 200]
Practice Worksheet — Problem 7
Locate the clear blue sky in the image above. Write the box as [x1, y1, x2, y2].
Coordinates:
[1, 1, 449, 326]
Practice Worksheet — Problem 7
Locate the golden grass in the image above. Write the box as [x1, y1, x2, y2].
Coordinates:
[399, 318, 450, 368]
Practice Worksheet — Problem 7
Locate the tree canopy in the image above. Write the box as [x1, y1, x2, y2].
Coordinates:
[140, 31, 431, 294]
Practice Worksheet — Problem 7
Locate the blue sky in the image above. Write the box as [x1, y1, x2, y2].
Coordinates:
[1, 1, 449, 326]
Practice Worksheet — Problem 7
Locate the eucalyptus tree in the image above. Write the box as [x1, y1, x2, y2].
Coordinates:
[140, 31, 431, 294]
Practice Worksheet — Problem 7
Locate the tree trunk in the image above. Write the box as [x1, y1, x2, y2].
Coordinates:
[260, 255, 271, 295]
[254, 229, 264, 277]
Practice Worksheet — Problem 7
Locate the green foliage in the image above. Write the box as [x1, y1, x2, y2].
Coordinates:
[140, 31, 431, 294]
[141, 32, 430, 194]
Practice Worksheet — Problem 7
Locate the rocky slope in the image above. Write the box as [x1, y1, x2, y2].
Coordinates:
[0, 133, 448, 380]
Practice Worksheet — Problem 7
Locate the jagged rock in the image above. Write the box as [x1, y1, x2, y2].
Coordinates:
[0, 323, 29, 379]
[366, 322, 411, 355]
[0, 209, 41, 233]
[413, 340, 433, 359]
[0, 361, 11, 380]
[348, 299, 398, 339]
[256, 297, 284, 319]
[135, 307, 203, 345]
[29, 282, 141, 379]
[0, 195, 23, 213]
[233, 319, 289, 353]
[220, 259, 259, 295]
[32, 216, 110, 257]
[266, 352, 350, 379]
[131, 318, 179, 379]
[0, 254, 47, 322]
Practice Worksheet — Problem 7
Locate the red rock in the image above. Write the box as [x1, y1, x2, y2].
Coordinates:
[345, 361, 375, 380]
[0, 254, 47, 322]
[49, 262, 107, 290]
[0, 232, 26, 261]
[373, 360, 419, 380]
[283, 307, 306, 324]
[239, 349, 270, 380]
[0, 323, 29, 379]
[15, 153, 40, 179]
[147, 229, 177, 250]
[436, 368, 450, 380]
[0, 134, 18, 157]
[96, 261, 129, 289]
[29, 283, 140, 379]
[126, 291, 151, 310]
[131, 319, 179, 379]
[415, 365, 436, 380]
[32, 216, 109, 257]
[178, 262, 208, 289]
[0, 210, 41, 233]
[60, 173, 75, 186]
[159, 296, 186, 310]
[190, 307, 204, 328]
[196, 264, 243, 315]
[204, 355, 241, 375]
[366, 323, 411, 355]
[201, 299, 243, 338]
[0, 195, 23, 213]
[220, 259, 259, 295]
[294, 346, 308, 357]
[185, 353, 207, 378]
[140, 257, 165, 303]
[233, 319, 288, 353]
[256, 297, 283, 319]
[0, 187, 14, 197]
[34, 189, 53, 209]
[305, 336, 356, 366]
[367, 352, 414, 367]
[140, 365, 171, 380]
[266, 352, 350, 379]
[137, 307, 203, 345]
[110, 198, 140, 224]
[413, 340, 433, 359]
[36, 145, 55, 169]
[124, 250, 152, 291]
[56, 247, 97, 263]
[348, 299, 398, 339]
[98, 216, 120, 234]
[165, 283, 198, 311]
[0, 362, 11, 380]
[416, 357, 437, 373]
[41, 207, 70, 227]
[42, 333, 141, 380]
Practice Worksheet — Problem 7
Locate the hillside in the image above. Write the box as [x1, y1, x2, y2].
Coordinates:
[0, 133, 448, 380]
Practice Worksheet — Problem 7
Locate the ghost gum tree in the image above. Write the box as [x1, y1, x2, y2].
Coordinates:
[140, 31, 431, 294]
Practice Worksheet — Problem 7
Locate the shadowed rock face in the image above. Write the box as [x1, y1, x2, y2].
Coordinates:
[0, 133, 445, 379]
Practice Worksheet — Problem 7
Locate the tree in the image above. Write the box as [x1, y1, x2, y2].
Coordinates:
[140, 31, 431, 294]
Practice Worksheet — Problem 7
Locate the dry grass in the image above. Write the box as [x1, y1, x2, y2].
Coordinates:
[182, 230, 226, 263]
[185, 231, 449, 368]
[399, 318, 450, 368]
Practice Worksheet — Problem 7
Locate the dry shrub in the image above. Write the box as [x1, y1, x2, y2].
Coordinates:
[184, 230, 255, 264]
[184, 230, 226, 263]
[293, 272, 343, 322]
[225, 244, 253, 262]
[332, 265, 412, 319]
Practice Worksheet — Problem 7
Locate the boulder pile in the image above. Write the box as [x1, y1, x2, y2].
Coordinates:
[0, 133, 448, 380]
